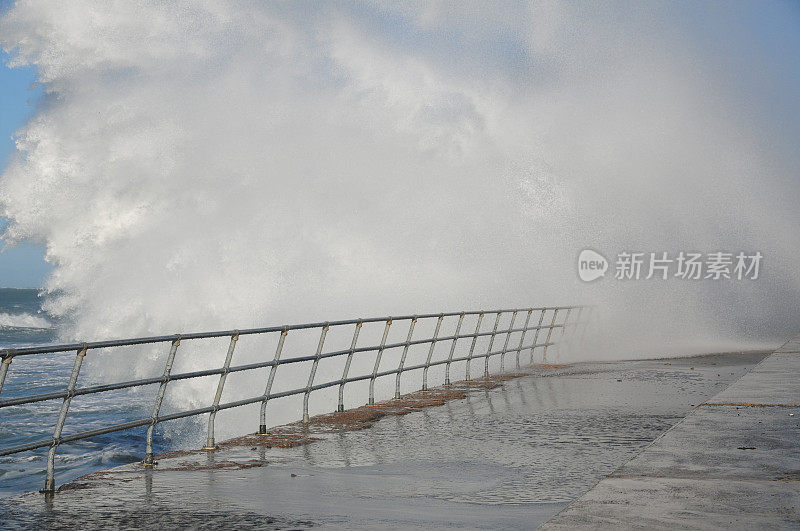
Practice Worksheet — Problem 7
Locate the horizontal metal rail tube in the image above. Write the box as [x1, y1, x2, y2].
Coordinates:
[0, 362, 281, 409]
[0, 339, 555, 458]
[293, 340, 556, 395]
[400, 341, 552, 374]
[0, 325, 564, 409]
[0, 417, 153, 457]
[0, 307, 578, 358]
[0, 377, 163, 408]
[257, 339, 555, 395]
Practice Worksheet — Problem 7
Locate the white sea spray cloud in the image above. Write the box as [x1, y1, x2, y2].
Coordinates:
[1, 1, 798, 440]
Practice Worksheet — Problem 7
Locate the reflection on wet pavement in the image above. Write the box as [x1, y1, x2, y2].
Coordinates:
[0, 352, 767, 529]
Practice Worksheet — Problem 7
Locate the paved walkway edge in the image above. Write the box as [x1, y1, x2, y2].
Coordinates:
[542, 335, 800, 529]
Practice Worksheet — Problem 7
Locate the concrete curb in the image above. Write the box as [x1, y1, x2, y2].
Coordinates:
[543, 336, 800, 529]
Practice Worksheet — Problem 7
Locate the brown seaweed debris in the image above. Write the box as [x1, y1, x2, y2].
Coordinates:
[151, 448, 196, 460]
[221, 430, 321, 449]
[58, 472, 142, 491]
[229, 372, 554, 449]
[68, 368, 556, 485]
[153, 459, 265, 472]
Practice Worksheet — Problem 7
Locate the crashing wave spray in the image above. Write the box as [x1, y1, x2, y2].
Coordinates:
[1, 2, 799, 440]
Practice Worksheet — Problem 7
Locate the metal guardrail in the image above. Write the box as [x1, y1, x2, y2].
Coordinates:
[0, 305, 585, 494]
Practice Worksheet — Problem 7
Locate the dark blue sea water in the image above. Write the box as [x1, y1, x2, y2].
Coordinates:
[0, 289, 153, 496]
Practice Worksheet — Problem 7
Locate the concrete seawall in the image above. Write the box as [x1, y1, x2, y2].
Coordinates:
[1, 352, 771, 529]
[544, 335, 800, 529]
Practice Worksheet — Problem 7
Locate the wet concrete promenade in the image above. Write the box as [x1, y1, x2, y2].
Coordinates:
[544, 336, 800, 529]
[0, 350, 774, 529]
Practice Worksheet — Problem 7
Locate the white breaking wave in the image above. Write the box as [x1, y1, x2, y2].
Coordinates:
[0, 312, 52, 329]
[0, 2, 798, 440]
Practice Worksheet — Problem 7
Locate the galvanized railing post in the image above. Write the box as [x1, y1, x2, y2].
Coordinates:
[556, 308, 572, 357]
[338, 321, 362, 412]
[499, 310, 518, 373]
[542, 309, 559, 362]
[465, 312, 484, 381]
[394, 317, 417, 398]
[576, 306, 590, 345]
[302, 324, 329, 423]
[0, 355, 11, 395]
[368, 319, 392, 405]
[515, 309, 534, 369]
[444, 313, 465, 385]
[574, 306, 584, 328]
[259, 329, 287, 434]
[530, 308, 546, 364]
[568, 307, 582, 350]
[43, 345, 87, 493]
[421, 314, 444, 391]
[484, 312, 502, 378]
[144, 337, 180, 466]
[204, 332, 239, 450]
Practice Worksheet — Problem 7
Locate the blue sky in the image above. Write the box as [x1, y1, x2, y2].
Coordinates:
[0, 50, 50, 288]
